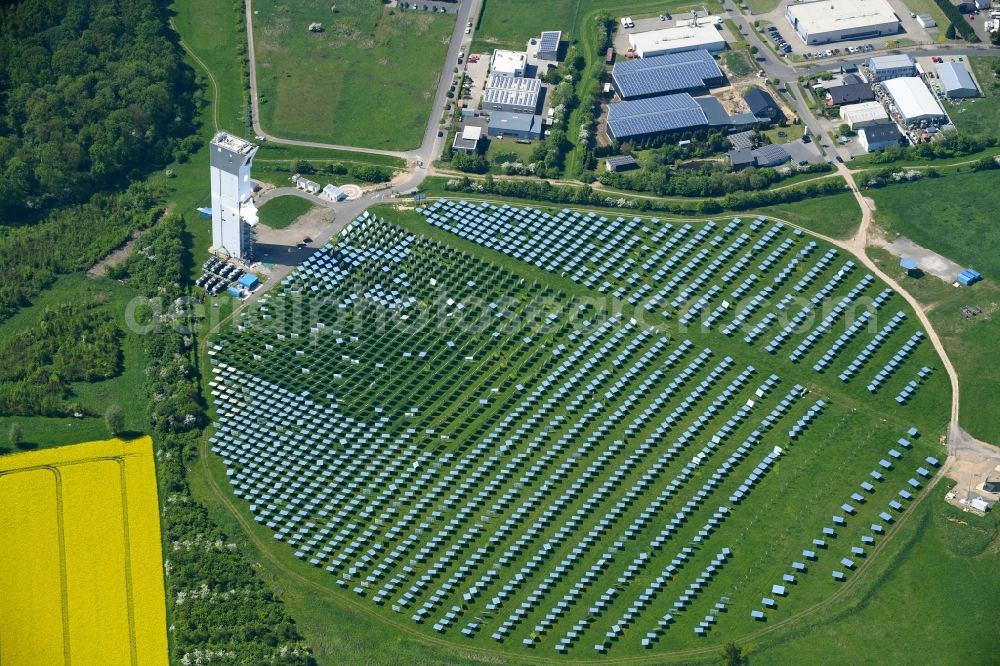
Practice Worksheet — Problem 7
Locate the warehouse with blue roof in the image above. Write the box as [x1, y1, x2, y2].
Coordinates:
[611, 50, 725, 100]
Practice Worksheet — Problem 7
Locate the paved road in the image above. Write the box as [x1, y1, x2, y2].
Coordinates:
[245, 0, 482, 166]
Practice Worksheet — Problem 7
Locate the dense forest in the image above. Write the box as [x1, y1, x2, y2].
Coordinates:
[0, 0, 196, 221]
[0, 0, 197, 324]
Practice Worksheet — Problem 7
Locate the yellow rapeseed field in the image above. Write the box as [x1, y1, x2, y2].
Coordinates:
[0, 437, 167, 666]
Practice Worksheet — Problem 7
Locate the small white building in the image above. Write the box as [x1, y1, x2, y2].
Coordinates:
[322, 184, 346, 202]
[291, 173, 321, 194]
[491, 50, 527, 77]
[916, 14, 936, 28]
[839, 101, 889, 129]
[858, 122, 902, 152]
[970, 497, 991, 512]
[628, 24, 726, 57]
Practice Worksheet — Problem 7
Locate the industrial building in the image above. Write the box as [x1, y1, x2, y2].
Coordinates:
[452, 125, 483, 153]
[210, 132, 259, 261]
[491, 50, 527, 77]
[936, 61, 979, 98]
[858, 122, 902, 152]
[840, 101, 889, 128]
[607, 93, 710, 141]
[827, 82, 876, 106]
[786, 0, 899, 45]
[606, 93, 756, 142]
[610, 50, 724, 100]
[487, 112, 544, 140]
[883, 77, 948, 126]
[743, 87, 782, 122]
[482, 74, 541, 113]
[627, 23, 726, 58]
[537, 31, 561, 61]
[867, 54, 917, 82]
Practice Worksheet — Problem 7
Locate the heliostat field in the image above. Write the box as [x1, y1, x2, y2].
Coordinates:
[207, 202, 949, 658]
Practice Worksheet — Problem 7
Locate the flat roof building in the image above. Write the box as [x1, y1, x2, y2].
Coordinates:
[839, 100, 889, 128]
[628, 24, 726, 58]
[487, 112, 544, 140]
[786, 0, 899, 45]
[452, 125, 483, 153]
[883, 77, 947, 126]
[858, 122, 902, 152]
[538, 31, 561, 61]
[491, 50, 527, 77]
[482, 74, 541, 113]
[611, 50, 724, 100]
[937, 61, 979, 98]
[867, 54, 917, 81]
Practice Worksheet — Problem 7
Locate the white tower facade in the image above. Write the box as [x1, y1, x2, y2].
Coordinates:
[210, 132, 259, 261]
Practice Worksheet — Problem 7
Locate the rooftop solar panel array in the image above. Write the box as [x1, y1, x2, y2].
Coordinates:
[539, 30, 561, 55]
[611, 50, 723, 99]
[607, 93, 708, 140]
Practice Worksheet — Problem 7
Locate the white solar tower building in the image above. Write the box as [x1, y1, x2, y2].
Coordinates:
[210, 131, 259, 261]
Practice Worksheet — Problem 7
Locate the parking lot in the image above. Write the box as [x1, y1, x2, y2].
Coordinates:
[611, 12, 739, 55]
[395, 1, 460, 13]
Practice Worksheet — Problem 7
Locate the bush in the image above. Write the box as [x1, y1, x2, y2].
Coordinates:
[452, 153, 490, 174]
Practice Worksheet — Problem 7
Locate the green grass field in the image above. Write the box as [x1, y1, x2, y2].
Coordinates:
[950, 57, 1000, 139]
[257, 196, 316, 230]
[744, 0, 782, 15]
[252, 0, 453, 150]
[753, 478, 1000, 664]
[724, 51, 752, 77]
[870, 171, 997, 278]
[755, 191, 861, 240]
[198, 195, 961, 663]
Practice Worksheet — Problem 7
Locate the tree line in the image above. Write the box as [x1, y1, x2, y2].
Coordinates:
[128, 217, 315, 663]
[444, 174, 847, 215]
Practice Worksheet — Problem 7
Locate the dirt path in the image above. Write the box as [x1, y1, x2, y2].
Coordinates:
[88, 204, 176, 278]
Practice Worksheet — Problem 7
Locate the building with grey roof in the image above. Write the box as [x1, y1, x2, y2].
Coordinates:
[605, 155, 638, 172]
[611, 50, 724, 100]
[728, 144, 790, 169]
[858, 122, 902, 152]
[487, 112, 544, 140]
[482, 74, 541, 114]
[867, 54, 916, 81]
[936, 61, 979, 98]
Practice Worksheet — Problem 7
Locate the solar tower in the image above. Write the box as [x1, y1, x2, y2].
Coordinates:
[210, 131, 259, 261]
